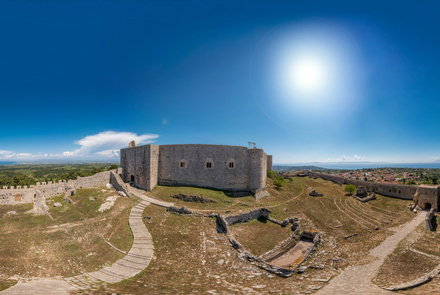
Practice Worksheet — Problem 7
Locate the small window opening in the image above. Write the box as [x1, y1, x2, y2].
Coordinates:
[229, 162, 234, 168]
[206, 162, 212, 169]
[130, 175, 135, 182]
[180, 161, 187, 168]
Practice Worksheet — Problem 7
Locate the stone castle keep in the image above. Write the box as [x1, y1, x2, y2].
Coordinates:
[120, 142, 273, 199]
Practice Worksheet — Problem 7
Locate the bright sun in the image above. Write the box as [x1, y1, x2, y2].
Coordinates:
[291, 58, 326, 94]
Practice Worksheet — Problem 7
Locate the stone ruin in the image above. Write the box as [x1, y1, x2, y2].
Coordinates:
[425, 208, 437, 231]
[171, 193, 217, 203]
[353, 186, 376, 202]
[164, 205, 320, 277]
[309, 190, 323, 197]
[129, 140, 137, 148]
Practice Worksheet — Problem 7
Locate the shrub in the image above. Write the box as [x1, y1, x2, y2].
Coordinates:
[274, 176, 286, 189]
[267, 170, 276, 178]
[344, 184, 356, 195]
[407, 179, 417, 185]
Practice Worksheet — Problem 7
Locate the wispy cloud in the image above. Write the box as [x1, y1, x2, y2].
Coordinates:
[430, 156, 440, 161]
[0, 131, 159, 160]
[325, 154, 365, 162]
[0, 150, 35, 160]
[62, 131, 159, 157]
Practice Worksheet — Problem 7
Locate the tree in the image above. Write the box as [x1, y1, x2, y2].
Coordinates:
[274, 176, 286, 189]
[267, 170, 276, 179]
[407, 179, 416, 185]
[344, 184, 356, 195]
[108, 164, 118, 170]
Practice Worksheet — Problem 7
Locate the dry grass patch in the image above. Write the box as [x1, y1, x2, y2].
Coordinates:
[229, 218, 294, 256]
[0, 187, 137, 286]
[376, 248, 438, 286]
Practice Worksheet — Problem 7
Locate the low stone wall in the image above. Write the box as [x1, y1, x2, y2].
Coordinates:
[68, 171, 111, 189]
[0, 171, 113, 206]
[110, 171, 130, 197]
[224, 208, 271, 226]
[307, 171, 418, 200]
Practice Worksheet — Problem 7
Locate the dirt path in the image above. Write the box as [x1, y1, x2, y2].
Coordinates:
[316, 211, 425, 294]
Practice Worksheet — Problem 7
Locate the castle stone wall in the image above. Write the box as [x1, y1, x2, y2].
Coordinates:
[307, 171, 440, 209]
[67, 171, 111, 189]
[249, 149, 267, 190]
[0, 171, 112, 206]
[416, 185, 440, 210]
[121, 144, 269, 194]
[267, 155, 273, 172]
[158, 144, 260, 191]
[307, 171, 417, 200]
[120, 145, 159, 191]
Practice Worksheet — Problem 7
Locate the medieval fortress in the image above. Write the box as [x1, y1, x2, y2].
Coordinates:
[0, 142, 273, 205]
[120, 142, 273, 200]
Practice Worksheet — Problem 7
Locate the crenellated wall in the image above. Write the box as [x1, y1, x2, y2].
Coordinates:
[0, 170, 114, 206]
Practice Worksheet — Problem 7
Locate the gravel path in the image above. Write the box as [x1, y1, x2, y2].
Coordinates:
[316, 212, 425, 294]
[0, 278, 76, 295]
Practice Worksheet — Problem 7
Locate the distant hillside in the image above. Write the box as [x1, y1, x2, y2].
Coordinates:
[273, 165, 328, 172]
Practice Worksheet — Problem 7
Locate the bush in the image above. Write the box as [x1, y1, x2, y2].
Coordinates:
[344, 184, 356, 195]
[267, 170, 276, 178]
[108, 164, 118, 170]
[274, 176, 286, 189]
[407, 179, 417, 185]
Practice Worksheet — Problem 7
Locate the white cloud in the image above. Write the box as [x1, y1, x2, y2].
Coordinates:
[325, 154, 365, 162]
[430, 156, 440, 161]
[63, 131, 159, 158]
[96, 149, 120, 158]
[0, 151, 34, 160]
[0, 150, 13, 158]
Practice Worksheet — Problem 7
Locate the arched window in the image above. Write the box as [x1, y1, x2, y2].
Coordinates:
[130, 175, 135, 182]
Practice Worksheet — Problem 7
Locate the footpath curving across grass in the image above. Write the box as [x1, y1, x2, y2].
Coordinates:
[0, 187, 137, 288]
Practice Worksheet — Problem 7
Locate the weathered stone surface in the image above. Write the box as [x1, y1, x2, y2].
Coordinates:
[354, 186, 368, 198]
[171, 193, 217, 203]
[167, 206, 194, 215]
[128, 140, 137, 148]
[425, 208, 436, 231]
[354, 192, 377, 203]
[53, 202, 62, 207]
[120, 143, 272, 200]
[309, 190, 323, 197]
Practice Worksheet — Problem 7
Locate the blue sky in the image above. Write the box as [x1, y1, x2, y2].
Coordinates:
[1, 0, 440, 164]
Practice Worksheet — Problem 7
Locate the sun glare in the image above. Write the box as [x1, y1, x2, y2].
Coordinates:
[291, 58, 326, 94]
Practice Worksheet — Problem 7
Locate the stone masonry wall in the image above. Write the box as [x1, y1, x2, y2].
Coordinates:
[307, 171, 440, 209]
[0, 171, 112, 206]
[120, 144, 160, 191]
[267, 155, 273, 172]
[67, 171, 111, 189]
[158, 144, 267, 192]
